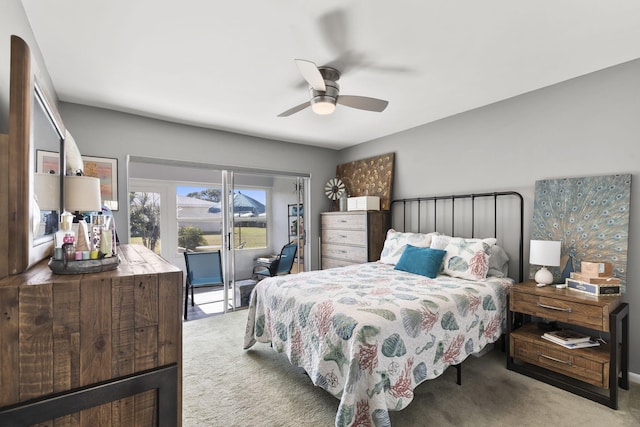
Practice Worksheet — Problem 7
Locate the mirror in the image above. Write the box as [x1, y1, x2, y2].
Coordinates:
[7, 35, 66, 274]
[33, 81, 65, 241]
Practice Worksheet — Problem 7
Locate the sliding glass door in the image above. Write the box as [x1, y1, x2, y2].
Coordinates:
[128, 156, 310, 317]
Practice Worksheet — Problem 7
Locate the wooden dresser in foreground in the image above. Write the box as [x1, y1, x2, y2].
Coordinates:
[321, 211, 390, 269]
[507, 281, 629, 409]
[0, 244, 183, 426]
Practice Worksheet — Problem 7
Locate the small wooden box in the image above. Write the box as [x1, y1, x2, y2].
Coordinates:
[580, 261, 613, 277]
[347, 196, 380, 211]
[570, 272, 620, 285]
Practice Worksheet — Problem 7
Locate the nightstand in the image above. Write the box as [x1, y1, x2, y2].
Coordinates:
[507, 281, 629, 409]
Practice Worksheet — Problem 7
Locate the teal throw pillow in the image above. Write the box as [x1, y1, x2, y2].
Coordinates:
[394, 244, 446, 278]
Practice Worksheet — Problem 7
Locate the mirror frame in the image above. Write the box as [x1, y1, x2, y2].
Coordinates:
[7, 35, 66, 274]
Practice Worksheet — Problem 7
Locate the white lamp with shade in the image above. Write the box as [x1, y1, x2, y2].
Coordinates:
[34, 173, 61, 211]
[64, 175, 102, 215]
[529, 240, 562, 286]
[64, 175, 102, 253]
[34, 173, 61, 237]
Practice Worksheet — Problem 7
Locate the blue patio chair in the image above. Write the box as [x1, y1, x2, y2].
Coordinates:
[252, 242, 298, 280]
[183, 250, 224, 320]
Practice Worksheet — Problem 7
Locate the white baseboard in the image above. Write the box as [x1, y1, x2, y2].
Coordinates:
[629, 371, 640, 384]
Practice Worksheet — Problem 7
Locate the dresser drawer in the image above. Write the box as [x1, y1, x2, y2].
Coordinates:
[510, 324, 610, 388]
[321, 229, 367, 246]
[510, 289, 611, 331]
[322, 257, 358, 269]
[321, 213, 367, 230]
[321, 243, 367, 263]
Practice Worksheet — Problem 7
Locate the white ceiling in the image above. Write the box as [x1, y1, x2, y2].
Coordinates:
[21, 0, 640, 150]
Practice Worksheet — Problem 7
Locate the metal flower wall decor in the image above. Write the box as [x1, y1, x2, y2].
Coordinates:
[531, 174, 631, 290]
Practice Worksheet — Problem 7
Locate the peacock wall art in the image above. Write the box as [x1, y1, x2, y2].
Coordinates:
[530, 174, 631, 291]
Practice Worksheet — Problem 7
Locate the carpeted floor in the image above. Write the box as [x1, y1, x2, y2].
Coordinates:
[182, 310, 640, 427]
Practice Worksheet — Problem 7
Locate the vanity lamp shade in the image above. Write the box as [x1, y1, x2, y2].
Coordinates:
[529, 240, 562, 285]
[64, 175, 102, 213]
[34, 173, 61, 211]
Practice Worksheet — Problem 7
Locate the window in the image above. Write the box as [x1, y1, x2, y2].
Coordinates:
[129, 191, 161, 254]
[176, 186, 267, 252]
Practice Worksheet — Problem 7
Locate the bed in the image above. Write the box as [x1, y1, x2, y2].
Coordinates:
[244, 192, 524, 427]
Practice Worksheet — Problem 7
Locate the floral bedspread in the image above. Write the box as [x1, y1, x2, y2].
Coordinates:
[244, 262, 513, 427]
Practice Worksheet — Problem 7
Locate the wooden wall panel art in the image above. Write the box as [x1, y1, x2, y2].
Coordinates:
[336, 153, 395, 210]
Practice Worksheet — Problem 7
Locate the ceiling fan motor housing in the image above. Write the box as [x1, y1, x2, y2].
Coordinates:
[310, 80, 340, 106]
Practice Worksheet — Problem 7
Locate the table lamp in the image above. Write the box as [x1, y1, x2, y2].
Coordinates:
[64, 175, 101, 252]
[529, 240, 561, 286]
[34, 172, 61, 236]
[65, 175, 101, 217]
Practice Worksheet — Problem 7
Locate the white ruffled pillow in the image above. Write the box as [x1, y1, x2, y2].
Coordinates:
[379, 229, 439, 265]
[441, 237, 497, 280]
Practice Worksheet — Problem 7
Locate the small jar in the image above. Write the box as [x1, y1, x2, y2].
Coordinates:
[64, 244, 76, 261]
[339, 193, 348, 212]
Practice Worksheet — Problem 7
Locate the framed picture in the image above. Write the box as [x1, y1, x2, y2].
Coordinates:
[37, 150, 119, 211]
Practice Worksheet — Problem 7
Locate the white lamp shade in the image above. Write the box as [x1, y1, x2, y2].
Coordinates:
[64, 175, 102, 212]
[529, 240, 562, 267]
[34, 173, 61, 211]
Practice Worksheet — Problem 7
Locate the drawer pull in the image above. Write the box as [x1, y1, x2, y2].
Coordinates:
[339, 235, 348, 239]
[536, 302, 572, 313]
[537, 351, 572, 366]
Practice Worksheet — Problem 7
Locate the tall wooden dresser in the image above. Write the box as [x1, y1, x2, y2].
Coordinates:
[321, 211, 390, 269]
[0, 244, 183, 426]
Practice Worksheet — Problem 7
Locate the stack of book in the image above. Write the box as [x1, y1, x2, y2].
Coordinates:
[541, 329, 600, 349]
[565, 261, 621, 296]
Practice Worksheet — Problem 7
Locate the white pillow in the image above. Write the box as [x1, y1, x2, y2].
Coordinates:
[488, 245, 510, 277]
[429, 234, 451, 250]
[379, 229, 438, 265]
[442, 237, 497, 280]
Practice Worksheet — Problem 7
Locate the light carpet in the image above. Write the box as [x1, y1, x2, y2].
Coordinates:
[183, 310, 639, 427]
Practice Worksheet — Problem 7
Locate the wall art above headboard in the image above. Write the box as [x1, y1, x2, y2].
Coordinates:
[336, 152, 394, 210]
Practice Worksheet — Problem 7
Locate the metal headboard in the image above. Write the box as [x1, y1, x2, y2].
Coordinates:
[390, 191, 524, 282]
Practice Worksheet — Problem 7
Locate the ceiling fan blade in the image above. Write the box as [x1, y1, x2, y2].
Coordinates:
[277, 101, 311, 117]
[318, 9, 350, 58]
[294, 59, 326, 91]
[337, 95, 389, 112]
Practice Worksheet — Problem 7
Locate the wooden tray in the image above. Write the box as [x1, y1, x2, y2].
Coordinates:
[48, 255, 120, 274]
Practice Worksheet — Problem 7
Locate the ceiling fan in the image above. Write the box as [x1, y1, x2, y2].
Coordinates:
[278, 59, 389, 117]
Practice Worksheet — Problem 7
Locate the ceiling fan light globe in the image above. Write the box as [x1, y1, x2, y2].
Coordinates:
[312, 100, 336, 115]
[311, 95, 336, 115]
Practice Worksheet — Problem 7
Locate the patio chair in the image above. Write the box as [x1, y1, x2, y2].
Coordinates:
[183, 250, 224, 320]
[252, 242, 298, 280]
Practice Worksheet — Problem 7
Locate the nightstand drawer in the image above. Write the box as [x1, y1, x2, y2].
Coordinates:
[510, 324, 610, 388]
[321, 229, 367, 246]
[511, 290, 611, 331]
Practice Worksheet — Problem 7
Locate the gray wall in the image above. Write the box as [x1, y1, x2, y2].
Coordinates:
[0, 0, 57, 133]
[58, 102, 339, 270]
[340, 58, 640, 375]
